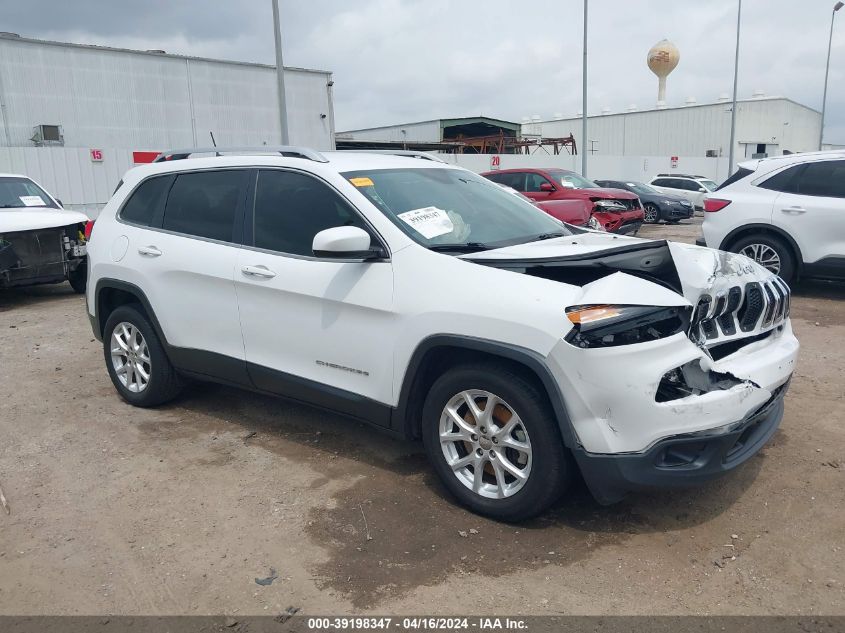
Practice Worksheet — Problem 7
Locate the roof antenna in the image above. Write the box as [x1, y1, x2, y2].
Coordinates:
[209, 131, 220, 156]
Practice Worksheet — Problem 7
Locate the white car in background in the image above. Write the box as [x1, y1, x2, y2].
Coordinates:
[0, 173, 90, 292]
[698, 151, 845, 285]
[649, 174, 718, 209]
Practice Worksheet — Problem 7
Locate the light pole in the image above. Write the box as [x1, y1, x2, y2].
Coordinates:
[819, 1, 844, 150]
[581, 0, 588, 177]
[727, 0, 742, 177]
[272, 0, 290, 145]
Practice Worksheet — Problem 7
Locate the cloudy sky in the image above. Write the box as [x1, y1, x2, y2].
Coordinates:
[3, 0, 845, 141]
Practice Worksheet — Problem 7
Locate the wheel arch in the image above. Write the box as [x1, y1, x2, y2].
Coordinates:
[93, 279, 169, 347]
[393, 335, 580, 449]
[719, 224, 803, 272]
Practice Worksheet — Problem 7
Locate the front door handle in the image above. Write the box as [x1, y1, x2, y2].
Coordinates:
[241, 265, 277, 279]
[138, 245, 162, 257]
[780, 206, 806, 215]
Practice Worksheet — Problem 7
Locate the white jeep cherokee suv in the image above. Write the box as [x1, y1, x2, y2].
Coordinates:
[698, 150, 845, 285]
[86, 147, 799, 521]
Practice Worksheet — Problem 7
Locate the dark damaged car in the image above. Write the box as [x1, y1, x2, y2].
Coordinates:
[86, 150, 798, 521]
[0, 174, 90, 293]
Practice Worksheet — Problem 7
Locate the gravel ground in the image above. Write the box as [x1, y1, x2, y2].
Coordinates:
[0, 218, 843, 616]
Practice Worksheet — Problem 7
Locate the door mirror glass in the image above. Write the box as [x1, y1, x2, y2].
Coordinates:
[698, 187, 707, 193]
[312, 226, 380, 259]
[539, 182, 555, 192]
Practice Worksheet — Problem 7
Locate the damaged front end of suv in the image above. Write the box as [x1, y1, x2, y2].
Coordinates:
[467, 234, 799, 503]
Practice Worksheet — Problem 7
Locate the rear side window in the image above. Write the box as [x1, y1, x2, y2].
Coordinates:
[486, 172, 524, 190]
[758, 165, 801, 193]
[162, 170, 246, 242]
[795, 161, 845, 198]
[253, 170, 369, 256]
[716, 167, 752, 191]
[652, 178, 671, 187]
[120, 176, 171, 226]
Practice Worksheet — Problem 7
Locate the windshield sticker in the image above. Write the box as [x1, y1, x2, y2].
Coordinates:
[397, 207, 454, 239]
[349, 177, 374, 187]
[19, 195, 46, 207]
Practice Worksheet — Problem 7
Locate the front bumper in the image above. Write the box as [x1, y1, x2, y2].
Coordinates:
[572, 381, 788, 504]
[661, 203, 694, 220]
[695, 236, 707, 247]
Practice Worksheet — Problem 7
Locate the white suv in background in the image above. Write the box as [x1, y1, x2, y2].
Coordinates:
[86, 147, 798, 521]
[699, 151, 845, 284]
[649, 174, 718, 209]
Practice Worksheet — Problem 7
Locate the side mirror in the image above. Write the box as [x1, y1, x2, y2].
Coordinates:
[698, 187, 707, 193]
[539, 182, 555, 192]
[312, 226, 383, 260]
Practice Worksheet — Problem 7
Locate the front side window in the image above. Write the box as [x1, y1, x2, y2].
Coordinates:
[795, 161, 845, 198]
[0, 177, 58, 210]
[253, 170, 369, 256]
[120, 176, 171, 226]
[162, 170, 246, 242]
[343, 167, 572, 251]
[525, 173, 552, 192]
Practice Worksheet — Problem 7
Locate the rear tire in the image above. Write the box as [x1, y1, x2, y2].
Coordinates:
[421, 363, 571, 521]
[103, 305, 184, 407]
[730, 233, 797, 285]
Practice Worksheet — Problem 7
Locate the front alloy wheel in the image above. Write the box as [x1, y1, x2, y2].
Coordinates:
[439, 390, 532, 499]
[421, 363, 570, 521]
[643, 203, 660, 224]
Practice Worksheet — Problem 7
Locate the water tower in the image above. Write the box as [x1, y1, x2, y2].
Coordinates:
[647, 39, 680, 106]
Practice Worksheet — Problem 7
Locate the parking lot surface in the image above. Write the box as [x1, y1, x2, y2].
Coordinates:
[1, 218, 843, 616]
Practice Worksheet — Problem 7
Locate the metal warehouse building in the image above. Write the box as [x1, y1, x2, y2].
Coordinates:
[0, 33, 335, 151]
[525, 96, 822, 159]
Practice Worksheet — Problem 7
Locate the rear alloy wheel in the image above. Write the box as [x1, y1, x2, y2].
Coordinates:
[103, 305, 184, 407]
[732, 233, 796, 284]
[643, 203, 660, 224]
[422, 364, 570, 521]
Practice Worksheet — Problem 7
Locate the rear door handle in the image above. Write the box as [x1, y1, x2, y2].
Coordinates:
[241, 265, 277, 279]
[138, 245, 162, 257]
[780, 206, 806, 215]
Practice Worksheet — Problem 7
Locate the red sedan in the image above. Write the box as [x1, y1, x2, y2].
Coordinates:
[482, 167, 645, 234]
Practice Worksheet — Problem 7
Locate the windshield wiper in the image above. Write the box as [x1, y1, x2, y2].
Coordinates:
[531, 232, 568, 241]
[428, 242, 489, 253]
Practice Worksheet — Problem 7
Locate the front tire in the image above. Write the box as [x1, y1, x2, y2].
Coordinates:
[731, 234, 796, 285]
[421, 363, 570, 521]
[103, 305, 184, 407]
[68, 262, 87, 294]
[643, 203, 660, 224]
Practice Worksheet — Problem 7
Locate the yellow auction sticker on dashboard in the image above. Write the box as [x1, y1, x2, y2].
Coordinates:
[349, 177, 374, 187]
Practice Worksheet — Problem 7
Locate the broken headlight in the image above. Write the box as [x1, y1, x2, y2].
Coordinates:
[564, 304, 691, 348]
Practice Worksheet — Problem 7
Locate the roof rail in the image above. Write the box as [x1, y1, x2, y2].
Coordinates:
[152, 146, 329, 163]
[656, 173, 707, 179]
[354, 149, 446, 163]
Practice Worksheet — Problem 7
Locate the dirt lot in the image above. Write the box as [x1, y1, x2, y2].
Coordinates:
[1, 218, 843, 616]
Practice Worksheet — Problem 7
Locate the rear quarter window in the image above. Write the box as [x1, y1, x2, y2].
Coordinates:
[119, 176, 172, 226]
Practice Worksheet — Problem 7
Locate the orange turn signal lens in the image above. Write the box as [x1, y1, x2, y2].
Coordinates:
[566, 305, 623, 325]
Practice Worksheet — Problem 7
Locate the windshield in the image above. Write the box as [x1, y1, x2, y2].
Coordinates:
[0, 177, 57, 209]
[546, 169, 597, 189]
[342, 168, 572, 251]
[701, 180, 718, 192]
[625, 182, 660, 195]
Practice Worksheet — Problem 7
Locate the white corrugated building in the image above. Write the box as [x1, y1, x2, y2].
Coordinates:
[0, 33, 335, 213]
[526, 96, 821, 159]
[0, 33, 335, 150]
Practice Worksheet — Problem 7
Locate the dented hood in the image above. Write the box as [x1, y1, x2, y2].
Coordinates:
[461, 232, 769, 305]
[0, 207, 89, 233]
